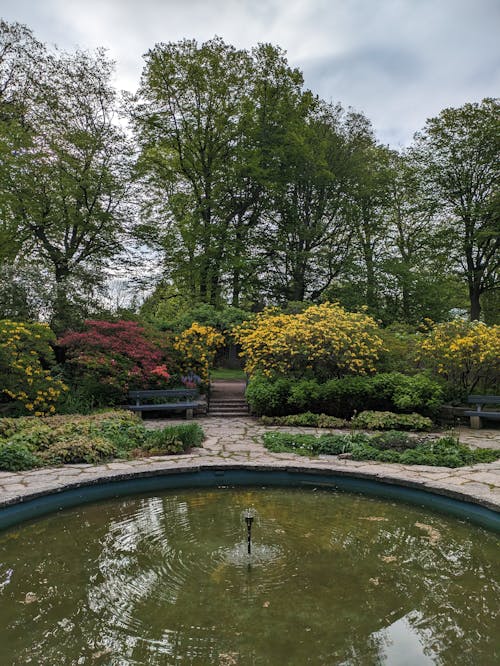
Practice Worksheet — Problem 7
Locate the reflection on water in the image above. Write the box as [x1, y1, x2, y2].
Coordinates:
[0, 487, 498, 665]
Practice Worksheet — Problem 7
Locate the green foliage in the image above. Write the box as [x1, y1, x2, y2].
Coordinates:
[262, 431, 500, 467]
[260, 413, 347, 428]
[0, 320, 67, 415]
[40, 436, 117, 465]
[0, 441, 41, 471]
[246, 372, 444, 418]
[351, 411, 433, 431]
[246, 376, 293, 416]
[0, 412, 205, 470]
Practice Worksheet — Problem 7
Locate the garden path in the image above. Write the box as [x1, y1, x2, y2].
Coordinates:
[0, 417, 499, 513]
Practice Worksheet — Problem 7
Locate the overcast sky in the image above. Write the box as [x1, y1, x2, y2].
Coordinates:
[2, 0, 499, 146]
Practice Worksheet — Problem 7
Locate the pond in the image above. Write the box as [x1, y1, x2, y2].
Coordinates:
[0, 487, 498, 664]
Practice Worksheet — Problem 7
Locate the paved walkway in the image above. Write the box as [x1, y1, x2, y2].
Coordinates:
[0, 418, 499, 512]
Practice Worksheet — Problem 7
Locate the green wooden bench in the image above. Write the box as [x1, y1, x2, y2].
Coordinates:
[464, 395, 500, 429]
[125, 389, 206, 419]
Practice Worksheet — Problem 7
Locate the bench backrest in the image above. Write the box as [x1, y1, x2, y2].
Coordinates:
[467, 395, 500, 404]
[128, 389, 199, 400]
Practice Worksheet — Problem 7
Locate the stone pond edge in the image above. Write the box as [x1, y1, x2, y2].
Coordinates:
[0, 458, 499, 514]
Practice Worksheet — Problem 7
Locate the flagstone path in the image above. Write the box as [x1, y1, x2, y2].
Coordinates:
[0, 417, 499, 512]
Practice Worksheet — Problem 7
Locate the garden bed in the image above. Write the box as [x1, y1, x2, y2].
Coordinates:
[0, 412, 204, 471]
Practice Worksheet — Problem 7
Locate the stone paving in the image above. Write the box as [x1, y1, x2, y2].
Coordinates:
[1, 417, 499, 512]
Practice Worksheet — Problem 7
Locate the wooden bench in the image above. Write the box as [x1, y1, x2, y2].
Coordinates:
[464, 395, 500, 429]
[125, 389, 206, 419]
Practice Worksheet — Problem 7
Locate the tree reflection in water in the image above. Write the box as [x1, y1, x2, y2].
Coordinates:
[0, 488, 498, 665]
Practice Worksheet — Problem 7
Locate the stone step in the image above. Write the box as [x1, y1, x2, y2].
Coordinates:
[208, 410, 250, 417]
[210, 401, 248, 408]
[209, 406, 249, 413]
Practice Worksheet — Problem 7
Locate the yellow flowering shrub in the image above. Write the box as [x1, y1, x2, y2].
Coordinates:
[174, 323, 225, 382]
[417, 320, 500, 393]
[232, 302, 384, 378]
[0, 320, 67, 415]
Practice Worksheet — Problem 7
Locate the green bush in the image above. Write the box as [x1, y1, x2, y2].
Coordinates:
[143, 423, 204, 453]
[246, 376, 293, 416]
[247, 372, 444, 418]
[0, 442, 41, 471]
[40, 436, 117, 465]
[0, 412, 205, 470]
[351, 411, 433, 431]
[369, 431, 418, 451]
[391, 374, 445, 417]
[260, 413, 347, 428]
[262, 431, 500, 468]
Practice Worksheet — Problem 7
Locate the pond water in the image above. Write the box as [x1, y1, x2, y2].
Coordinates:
[0, 487, 498, 665]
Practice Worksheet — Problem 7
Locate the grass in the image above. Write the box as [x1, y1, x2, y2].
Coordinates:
[210, 367, 246, 381]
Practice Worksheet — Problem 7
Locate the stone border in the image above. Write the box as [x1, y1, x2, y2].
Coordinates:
[1, 417, 499, 518]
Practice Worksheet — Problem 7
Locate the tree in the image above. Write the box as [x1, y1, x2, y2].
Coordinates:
[0, 21, 132, 331]
[258, 101, 356, 302]
[380, 150, 466, 324]
[134, 38, 259, 306]
[0, 20, 43, 262]
[412, 98, 500, 320]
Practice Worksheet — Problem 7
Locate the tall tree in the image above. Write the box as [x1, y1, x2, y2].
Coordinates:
[412, 98, 500, 320]
[0, 25, 132, 330]
[259, 101, 355, 302]
[134, 38, 255, 305]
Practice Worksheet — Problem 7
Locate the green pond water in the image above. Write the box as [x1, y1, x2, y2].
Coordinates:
[0, 487, 498, 665]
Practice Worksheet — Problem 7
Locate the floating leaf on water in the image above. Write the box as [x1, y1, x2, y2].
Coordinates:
[360, 517, 389, 522]
[380, 555, 398, 563]
[415, 522, 441, 545]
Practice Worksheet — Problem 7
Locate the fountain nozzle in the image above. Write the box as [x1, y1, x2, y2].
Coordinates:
[242, 508, 257, 555]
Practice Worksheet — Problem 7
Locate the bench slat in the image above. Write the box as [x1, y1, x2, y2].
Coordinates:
[128, 389, 199, 399]
[464, 410, 500, 420]
[467, 395, 500, 404]
[125, 402, 201, 411]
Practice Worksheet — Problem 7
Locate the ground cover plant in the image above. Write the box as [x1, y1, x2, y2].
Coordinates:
[0, 412, 204, 471]
[260, 411, 433, 431]
[262, 431, 500, 468]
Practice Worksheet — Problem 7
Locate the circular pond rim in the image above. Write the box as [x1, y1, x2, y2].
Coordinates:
[1, 466, 499, 533]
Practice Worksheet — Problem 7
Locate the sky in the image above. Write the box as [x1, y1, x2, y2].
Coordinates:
[2, 0, 499, 147]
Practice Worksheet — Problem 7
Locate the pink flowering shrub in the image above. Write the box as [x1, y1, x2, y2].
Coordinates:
[58, 320, 175, 405]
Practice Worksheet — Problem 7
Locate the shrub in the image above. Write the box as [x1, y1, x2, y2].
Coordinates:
[40, 436, 117, 465]
[260, 413, 347, 428]
[368, 431, 418, 451]
[146, 423, 204, 449]
[0, 320, 67, 415]
[58, 320, 174, 406]
[233, 302, 384, 379]
[417, 320, 500, 395]
[0, 441, 41, 471]
[174, 323, 225, 384]
[246, 376, 293, 416]
[246, 373, 444, 418]
[261, 431, 500, 467]
[391, 374, 445, 416]
[351, 411, 433, 431]
[0, 412, 205, 469]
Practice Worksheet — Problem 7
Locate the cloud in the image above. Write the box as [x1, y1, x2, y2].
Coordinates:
[1, 0, 499, 145]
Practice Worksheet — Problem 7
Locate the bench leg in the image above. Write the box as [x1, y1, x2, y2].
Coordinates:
[470, 415, 482, 429]
[186, 408, 193, 420]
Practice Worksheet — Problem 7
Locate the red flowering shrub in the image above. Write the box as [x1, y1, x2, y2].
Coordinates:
[58, 320, 175, 405]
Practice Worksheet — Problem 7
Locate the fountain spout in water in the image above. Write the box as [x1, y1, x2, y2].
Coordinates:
[243, 508, 257, 555]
